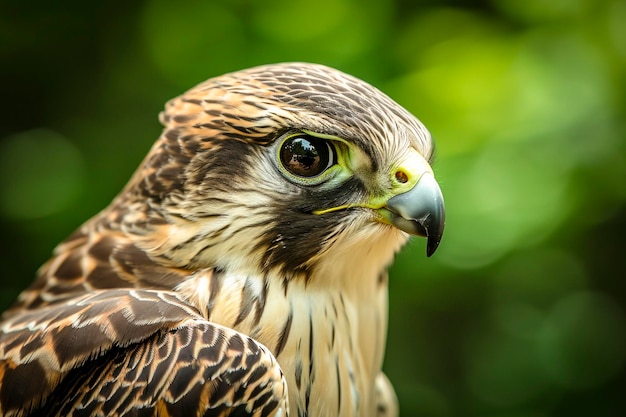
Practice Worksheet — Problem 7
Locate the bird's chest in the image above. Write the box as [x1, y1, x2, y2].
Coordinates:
[204, 273, 388, 417]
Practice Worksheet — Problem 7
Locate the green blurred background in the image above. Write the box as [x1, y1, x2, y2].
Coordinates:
[1, 0, 625, 415]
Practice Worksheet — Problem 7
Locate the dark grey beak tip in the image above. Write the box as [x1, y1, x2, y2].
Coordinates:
[426, 222, 444, 257]
[385, 172, 445, 257]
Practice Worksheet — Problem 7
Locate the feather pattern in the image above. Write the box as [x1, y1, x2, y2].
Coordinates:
[0, 63, 438, 417]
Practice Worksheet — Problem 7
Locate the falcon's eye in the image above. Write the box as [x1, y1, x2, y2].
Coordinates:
[279, 134, 336, 178]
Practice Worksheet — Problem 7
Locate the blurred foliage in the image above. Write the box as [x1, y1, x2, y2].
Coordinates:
[1, 0, 625, 416]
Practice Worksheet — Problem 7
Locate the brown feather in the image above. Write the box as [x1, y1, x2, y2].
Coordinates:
[0, 62, 436, 417]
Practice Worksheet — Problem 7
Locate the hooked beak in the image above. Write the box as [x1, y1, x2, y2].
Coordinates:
[384, 172, 445, 256]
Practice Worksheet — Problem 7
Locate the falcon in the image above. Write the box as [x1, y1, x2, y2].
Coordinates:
[0, 63, 445, 417]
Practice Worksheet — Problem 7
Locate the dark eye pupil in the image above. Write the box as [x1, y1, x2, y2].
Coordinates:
[280, 135, 332, 177]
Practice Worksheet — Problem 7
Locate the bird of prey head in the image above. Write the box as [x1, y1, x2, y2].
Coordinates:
[0, 63, 444, 417]
[113, 63, 444, 281]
